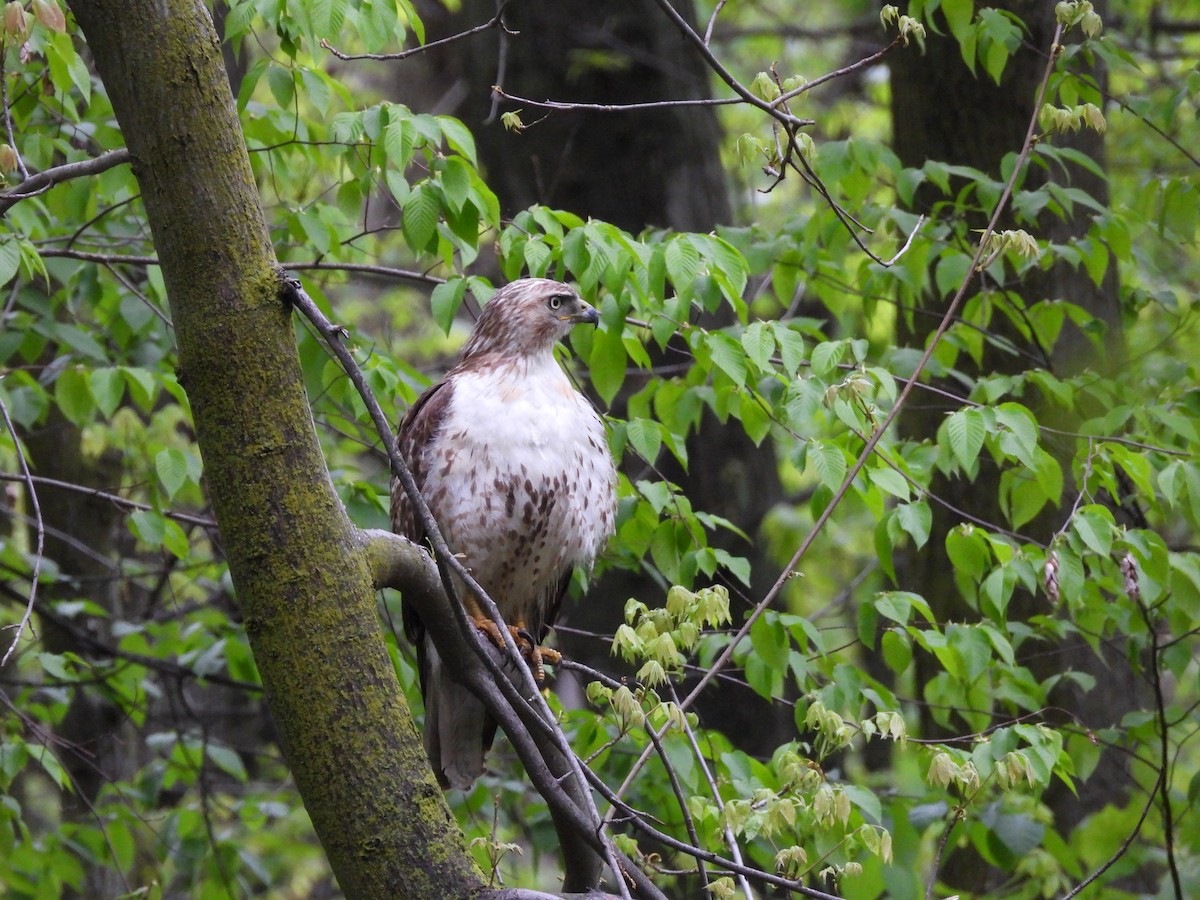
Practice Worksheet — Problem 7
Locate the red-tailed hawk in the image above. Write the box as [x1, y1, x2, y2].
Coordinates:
[391, 278, 617, 790]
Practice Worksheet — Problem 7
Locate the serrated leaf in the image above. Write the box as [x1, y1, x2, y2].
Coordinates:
[383, 112, 416, 170]
[740, 321, 776, 372]
[1071, 505, 1115, 556]
[705, 333, 747, 387]
[401, 183, 439, 253]
[156, 449, 190, 501]
[664, 237, 700, 293]
[626, 418, 662, 463]
[439, 157, 471, 214]
[205, 743, 248, 782]
[129, 509, 165, 547]
[437, 116, 477, 166]
[589, 325, 627, 404]
[869, 466, 911, 500]
[774, 326, 806, 376]
[810, 340, 846, 377]
[0, 238, 19, 287]
[808, 441, 846, 491]
[161, 518, 191, 559]
[995, 402, 1039, 467]
[123, 367, 160, 412]
[945, 407, 986, 471]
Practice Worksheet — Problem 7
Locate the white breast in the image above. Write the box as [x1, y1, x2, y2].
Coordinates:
[421, 356, 616, 620]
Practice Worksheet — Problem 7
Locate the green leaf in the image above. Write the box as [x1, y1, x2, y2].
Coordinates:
[430, 276, 468, 334]
[946, 525, 989, 580]
[945, 407, 986, 471]
[995, 402, 1039, 468]
[439, 157, 471, 214]
[0, 238, 19, 288]
[205, 743, 248, 782]
[129, 509, 165, 547]
[869, 466, 911, 500]
[895, 500, 932, 549]
[808, 441, 846, 491]
[589, 326, 627, 404]
[54, 368, 94, 427]
[401, 183, 439, 253]
[88, 367, 126, 418]
[664, 237, 700, 293]
[626, 418, 663, 463]
[773, 325, 806, 376]
[123, 367, 160, 412]
[705, 333, 748, 387]
[740, 321, 776, 372]
[383, 110, 417, 170]
[882, 630, 912, 675]
[1071, 505, 1115, 556]
[437, 115, 478, 166]
[156, 449, 191, 501]
[810, 340, 846, 377]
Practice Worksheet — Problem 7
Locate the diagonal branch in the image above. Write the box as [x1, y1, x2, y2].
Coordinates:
[284, 277, 663, 898]
[0, 394, 43, 668]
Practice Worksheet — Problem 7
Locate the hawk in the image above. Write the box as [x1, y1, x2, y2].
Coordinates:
[391, 278, 617, 790]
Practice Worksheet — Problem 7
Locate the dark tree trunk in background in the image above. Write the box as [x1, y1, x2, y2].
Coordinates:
[415, 0, 730, 232]
[21, 410, 129, 899]
[405, 0, 793, 754]
[889, 1, 1146, 892]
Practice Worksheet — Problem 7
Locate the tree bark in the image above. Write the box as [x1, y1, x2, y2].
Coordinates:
[66, 2, 483, 897]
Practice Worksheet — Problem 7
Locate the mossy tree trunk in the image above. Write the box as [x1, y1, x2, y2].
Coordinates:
[67, 2, 483, 897]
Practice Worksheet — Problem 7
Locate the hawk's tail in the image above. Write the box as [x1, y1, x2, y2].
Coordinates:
[422, 640, 490, 791]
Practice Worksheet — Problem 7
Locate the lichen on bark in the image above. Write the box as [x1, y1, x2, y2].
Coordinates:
[67, 1, 483, 896]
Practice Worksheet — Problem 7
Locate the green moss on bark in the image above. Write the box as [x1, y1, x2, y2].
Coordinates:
[69, 2, 484, 896]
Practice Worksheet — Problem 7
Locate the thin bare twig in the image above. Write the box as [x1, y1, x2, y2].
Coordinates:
[320, 1, 512, 62]
[491, 88, 751, 116]
[0, 45, 29, 181]
[670, 683, 753, 900]
[1061, 769, 1163, 898]
[0, 392, 43, 668]
[0, 472, 216, 529]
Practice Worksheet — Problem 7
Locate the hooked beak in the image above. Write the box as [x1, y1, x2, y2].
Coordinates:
[571, 303, 600, 325]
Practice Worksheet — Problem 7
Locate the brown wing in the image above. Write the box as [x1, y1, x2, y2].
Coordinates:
[390, 377, 454, 649]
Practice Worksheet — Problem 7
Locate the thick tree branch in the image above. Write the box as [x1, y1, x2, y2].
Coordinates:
[68, 3, 482, 897]
[0, 149, 131, 215]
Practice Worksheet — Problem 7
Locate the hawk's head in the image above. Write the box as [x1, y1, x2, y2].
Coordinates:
[459, 278, 599, 362]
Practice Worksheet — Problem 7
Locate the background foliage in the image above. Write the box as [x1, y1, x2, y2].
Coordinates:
[0, 0, 1197, 897]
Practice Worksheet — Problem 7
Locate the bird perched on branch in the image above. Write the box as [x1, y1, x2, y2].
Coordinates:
[391, 278, 617, 790]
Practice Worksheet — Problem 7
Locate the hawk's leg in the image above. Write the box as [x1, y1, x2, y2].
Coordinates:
[463, 613, 558, 682]
[513, 620, 561, 684]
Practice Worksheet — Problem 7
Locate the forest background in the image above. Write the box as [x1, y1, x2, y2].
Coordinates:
[0, 0, 1198, 898]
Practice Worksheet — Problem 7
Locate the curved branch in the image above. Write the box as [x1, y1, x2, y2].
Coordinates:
[292, 286, 645, 896]
[0, 149, 131, 215]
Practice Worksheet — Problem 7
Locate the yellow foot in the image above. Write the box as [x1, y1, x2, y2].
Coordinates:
[468, 616, 560, 683]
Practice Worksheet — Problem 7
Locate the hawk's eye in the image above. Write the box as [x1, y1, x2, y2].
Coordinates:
[548, 295, 567, 311]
